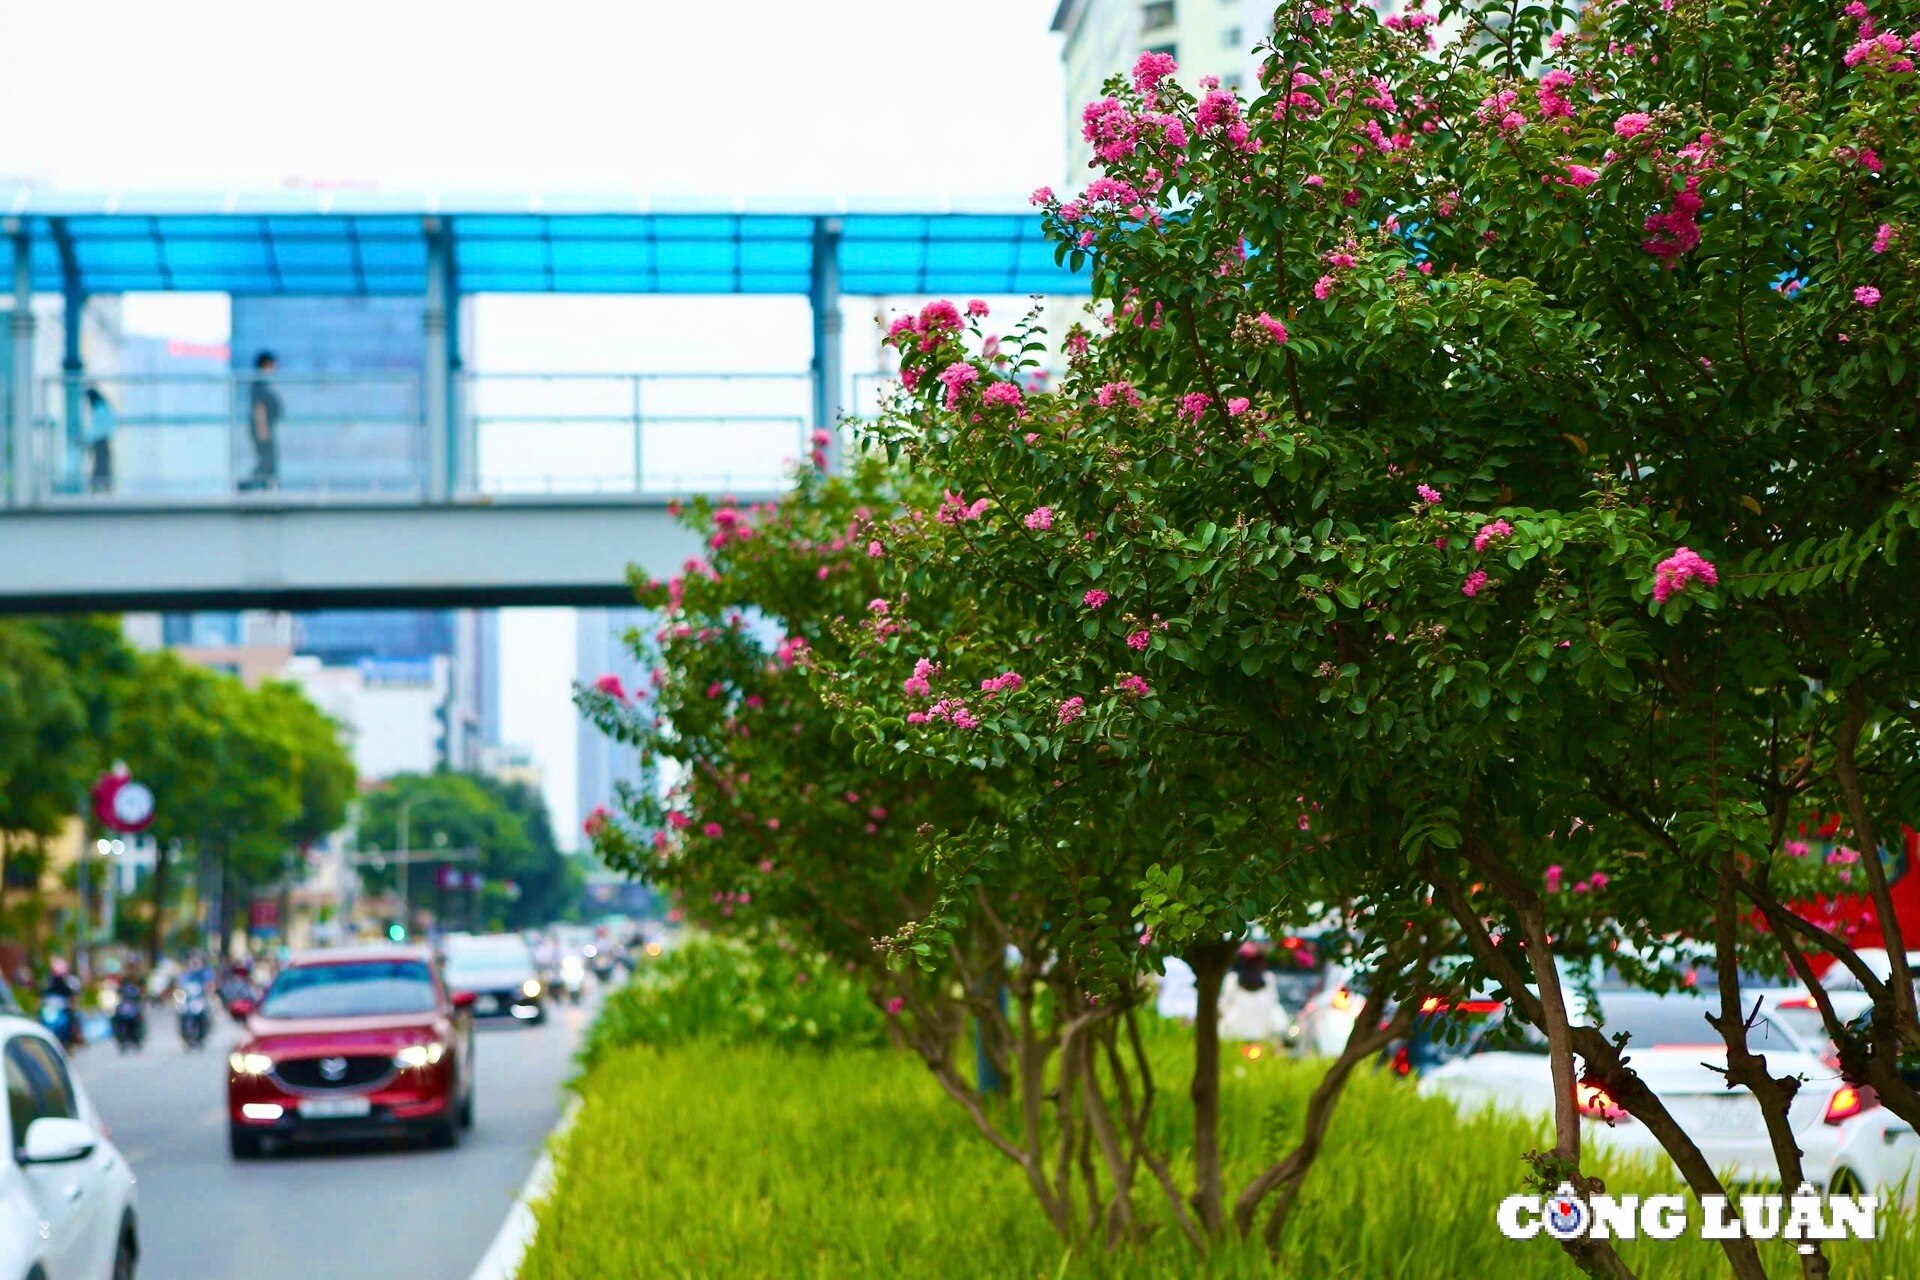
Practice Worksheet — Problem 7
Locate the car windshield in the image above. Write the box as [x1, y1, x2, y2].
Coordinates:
[1767, 1006, 1835, 1054]
[445, 937, 533, 976]
[1591, 997, 1721, 1048]
[259, 960, 437, 1018]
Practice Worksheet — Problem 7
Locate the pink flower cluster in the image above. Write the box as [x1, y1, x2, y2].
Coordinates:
[1545, 865, 1609, 894]
[1057, 696, 1086, 725]
[583, 805, 612, 837]
[709, 505, 756, 550]
[978, 671, 1024, 697]
[936, 491, 990, 525]
[1614, 112, 1654, 139]
[1417, 484, 1443, 505]
[1254, 312, 1289, 344]
[1844, 28, 1920, 73]
[886, 299, 968, 356]
[1195, 89, 1252, 151]
[937, 362, 980, 409]
[1132, 50, 1177, 96]
[908, 697, 980, 731]
[592, 673, 627, 699]
[775, 635, 809, 667]
[1873, 223, 1896, 254]
[1472, 519, 1513, 552]
[1083, 589, 1110, 609]
[1024, 507, 1054, 531]
[1179, 392, 1212, 420]
[1855, 286, 1882, 307]
[1116, 674, 1151, 699]
[1461, 570, 1490, 597]
[1652, 547, 1718, 603]
[903, 657, 938, 699]
[1096, 380, 1142, 408]
[982, 381, 1024, 413]
[1536, 68, 1578, 120]
[1643, 177, 1705, 264]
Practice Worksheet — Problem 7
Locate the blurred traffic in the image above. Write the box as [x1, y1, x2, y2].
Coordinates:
[2, 917, 670, 1280]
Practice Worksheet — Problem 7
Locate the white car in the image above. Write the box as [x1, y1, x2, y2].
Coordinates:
[1292, 961, 1367, 1057]
[0, 1016, 138, 1279]
[1420, 990, 1883, 1189]
[1818, 948, 1920, 995]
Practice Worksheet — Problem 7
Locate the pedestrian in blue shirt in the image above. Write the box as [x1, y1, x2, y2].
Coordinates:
[84, 386, 116, 493]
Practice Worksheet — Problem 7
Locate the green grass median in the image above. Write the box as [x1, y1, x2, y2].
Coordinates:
[519, 1032, 1918, 1279]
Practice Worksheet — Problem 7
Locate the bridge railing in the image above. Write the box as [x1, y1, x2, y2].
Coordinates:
[460, 371, 811, 497]
[37, 373, 424, 503]
[26, 368, 886, 506]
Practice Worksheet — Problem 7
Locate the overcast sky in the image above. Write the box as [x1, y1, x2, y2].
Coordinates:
[0, 1, 1066, 845]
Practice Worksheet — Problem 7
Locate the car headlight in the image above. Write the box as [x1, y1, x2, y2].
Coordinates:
[229, 1051, 274, 1075]
[522, 978, 542, 998]
[394, 1041, 447, 1069]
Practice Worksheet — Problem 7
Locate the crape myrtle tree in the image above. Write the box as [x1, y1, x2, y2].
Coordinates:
[575, 458, 1321, 1243]
[838, 1, 1917, 1276]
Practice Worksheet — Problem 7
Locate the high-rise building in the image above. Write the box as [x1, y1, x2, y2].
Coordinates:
[1050, 0, 1271, 178]
[575, 607, 655, 837]
[225, 295, 496, 774]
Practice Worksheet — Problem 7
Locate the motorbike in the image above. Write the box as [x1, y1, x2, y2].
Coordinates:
[557, 955, 587, 1005]
[586, 945, 618, 985]
[176, 980, 211, 1050]
[38, 994, 82, 1050]
[217, 974, 256, 1016]
[111, 986, 146, 1053]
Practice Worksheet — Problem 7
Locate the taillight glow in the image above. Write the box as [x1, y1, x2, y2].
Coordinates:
[1392, 1046, 1412, 1077]
[1576, 1083, 1626, 1121]
[1824, 1084, 1877, 1125]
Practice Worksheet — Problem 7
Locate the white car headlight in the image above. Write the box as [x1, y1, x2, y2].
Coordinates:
[394, 1041, 447, 1069]
[229, 1051, 274, 1075]
[522, 978, 542, 998]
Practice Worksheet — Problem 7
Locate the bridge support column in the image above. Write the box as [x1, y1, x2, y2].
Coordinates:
[55, 220, 85, 499]
[423, 218, 452, 503]
[446, 250, 468, 495]
[809, 217, 844, 473]
[8, 222, 33, 508]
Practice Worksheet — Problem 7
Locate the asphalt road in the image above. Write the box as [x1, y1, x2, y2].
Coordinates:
[73, 995, 593, 1280]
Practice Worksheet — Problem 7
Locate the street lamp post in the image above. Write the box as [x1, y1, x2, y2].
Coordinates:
[397, 798, 414, 937]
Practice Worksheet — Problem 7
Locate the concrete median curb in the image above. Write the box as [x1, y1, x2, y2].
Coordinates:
[468, 1095, 581, 1280]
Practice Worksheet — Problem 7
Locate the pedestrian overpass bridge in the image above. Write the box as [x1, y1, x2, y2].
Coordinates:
[0, 188, 1087, 613]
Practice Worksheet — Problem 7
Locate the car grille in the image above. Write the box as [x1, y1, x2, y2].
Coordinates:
[273, 1055, 394, 1092]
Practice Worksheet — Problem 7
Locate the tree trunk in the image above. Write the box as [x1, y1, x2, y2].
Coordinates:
[1713, 847, 1824, 1280]
[1236, 992, 1416, 1251]
[1187, 942, 1233, 1236]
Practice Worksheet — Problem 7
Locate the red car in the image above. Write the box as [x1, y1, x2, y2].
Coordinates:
[225, 945, 475, 1158]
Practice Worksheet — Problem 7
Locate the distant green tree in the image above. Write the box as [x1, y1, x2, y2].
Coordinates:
[359, 770, 574, 929]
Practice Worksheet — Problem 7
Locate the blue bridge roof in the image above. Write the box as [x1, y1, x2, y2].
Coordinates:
[3, 188, 1087, 297]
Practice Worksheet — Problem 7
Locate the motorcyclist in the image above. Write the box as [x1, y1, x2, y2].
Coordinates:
[40, 959, 84, 1049]
[110, 963, 147, 1051]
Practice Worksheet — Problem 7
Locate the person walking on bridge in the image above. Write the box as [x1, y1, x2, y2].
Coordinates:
[240, 349, 282, 491]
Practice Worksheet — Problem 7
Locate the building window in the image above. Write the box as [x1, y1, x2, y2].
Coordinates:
[1224, 26, 1241, 47]
[1142, 1, 1175, 32]
[1149, 42, 1178, 61]
[1224, 73, 1244, 91]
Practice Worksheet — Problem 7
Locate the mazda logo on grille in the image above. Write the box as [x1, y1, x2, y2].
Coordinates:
[318, 1056, 349, 1082]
